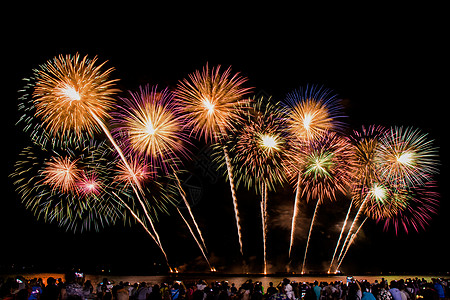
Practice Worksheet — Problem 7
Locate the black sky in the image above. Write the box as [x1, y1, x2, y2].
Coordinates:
[2, 6, 448, 275]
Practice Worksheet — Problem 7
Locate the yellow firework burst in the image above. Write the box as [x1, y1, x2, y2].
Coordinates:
[32, 53, 119, 139]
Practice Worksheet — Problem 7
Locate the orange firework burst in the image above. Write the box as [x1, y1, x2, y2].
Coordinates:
[283, 85, 345, 142]
[113, 85, 189, 173]
[115, 156, 153, 188]
[176, 63, 252, 142]
[32, 53, 119, 139]
[41, 156, 80, 193]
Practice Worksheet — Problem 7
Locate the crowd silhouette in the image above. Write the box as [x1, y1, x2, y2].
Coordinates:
[1, 273, 448, 300]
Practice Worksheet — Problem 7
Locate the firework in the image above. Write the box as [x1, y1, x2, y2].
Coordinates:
[284, 131, 354, 273]
[11, 142, 125, 232]
[374, 127, 439, 188]
[231, 97, 287, 274]
[77, 171, 102, 197]
[115, 156, 153, 188]
[328, 125, 386, 272]
[380, 181, 440, 234]
[233, 98, 287, 193]
[350, 125, 388, 195]
[31, 53, 119, 140]
[177, 63, 252, 256]
[176, 63, 252, 142]
[27, 53, 141, 192]
[283, 85, 346, 142]
[286, 132, 354, 203]
[113, 85, 190, 174]
[334, 180, 439, 272]
[333, 127, 439, 272]
[41, 156, 80, 193]
[113, 84, 212, 262]
[26, 54, 174, 262]
[283, 86, 346, 258]
[12, 139, 175, 268]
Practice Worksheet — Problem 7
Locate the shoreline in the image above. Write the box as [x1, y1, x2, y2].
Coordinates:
[3, 272, 449, 287]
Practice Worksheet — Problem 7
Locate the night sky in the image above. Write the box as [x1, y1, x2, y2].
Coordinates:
[2, 7, 448, 275]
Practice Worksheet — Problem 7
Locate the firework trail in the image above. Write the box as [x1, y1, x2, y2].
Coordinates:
[288, 173, 302, 258]
[112, 192, 171, 267]
[232, 97, 287, 274]
[176, 206, 213, 270]
[223, 147, 243, 254]
[335, 182, 396, 271]
[173, 172, 208, 253]
[260, 183, 268, 274]
[327, 201, 352, 273]
[300, 198, 321, 274]
[335, 191, 371, 269]
[335, 217, 368, 271]
[282, 85, 346, 258]
[176, 63, 251, 255]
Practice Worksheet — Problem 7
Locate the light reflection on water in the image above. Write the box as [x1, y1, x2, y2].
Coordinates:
[15, 273, 443, 287]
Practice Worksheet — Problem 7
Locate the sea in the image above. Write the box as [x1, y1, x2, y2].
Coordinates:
[8, 273, 449, 287]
